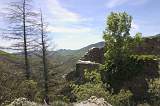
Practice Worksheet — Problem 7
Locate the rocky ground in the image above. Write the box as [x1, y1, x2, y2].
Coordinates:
[74, 96, 112, 106]
[7, 96, 112, 106]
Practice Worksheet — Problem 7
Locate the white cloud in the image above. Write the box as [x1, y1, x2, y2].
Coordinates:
[106, 0, 149, 8]
[40, 0, 84, 23]
[35, 0, 100, 50]
[36, 0, 94, 36]
[0, 0, 100, 50]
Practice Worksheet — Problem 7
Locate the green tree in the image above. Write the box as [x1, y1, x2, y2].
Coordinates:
[103, 12, 142, 90]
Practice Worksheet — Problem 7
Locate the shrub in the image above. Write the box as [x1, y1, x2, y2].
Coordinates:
[7, 98, 39, 106]
[71, 69, 110, 101]
[109, 89, 133, 106]
[17, 80, 38, 101]
[71, 69, 134, 106]
[71, 83, 110, 101]
[148, 78, 160, 105]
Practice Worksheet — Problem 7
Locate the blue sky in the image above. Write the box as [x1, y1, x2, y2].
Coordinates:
[0, 0, 160, 50]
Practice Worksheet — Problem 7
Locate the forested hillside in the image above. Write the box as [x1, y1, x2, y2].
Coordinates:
[0, 0, 159, 106]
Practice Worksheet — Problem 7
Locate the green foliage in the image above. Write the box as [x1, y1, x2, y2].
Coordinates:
[103, 55, 145, 91]
[103, 12, 142, 69]
[71, 83, 109, 101]
[109, 89, 133, 106]
[71, 69, 108, 101]
[104, 12, 132, 64]
[0, 61, 24, 105]
[102, 12, 143, 91]
[18, 80, 38, 101]
[0, 50, 20, 60]
[131, 55, 159, 61]
[71, 69, 134, 106]
[148, 78, 160, 105]
[101, 12, 160, 105]
[84, 69, 102, 84]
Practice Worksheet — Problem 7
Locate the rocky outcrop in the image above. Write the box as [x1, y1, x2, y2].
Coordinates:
[67, 35, 160, 86]
[74, 96, 112, 106]
[135, 36, 160, 55]
[80, 47, 105, 64]
[7, 98, 39, 106]
[69, 47, 104, 82]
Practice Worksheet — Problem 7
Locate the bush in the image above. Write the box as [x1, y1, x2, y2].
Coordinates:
[17, 80, 38, 101]
[71, 69, 134, 106]
[0, 61, 24, 105]
[71, 69, 110, 101]
[71, 83, 110, 101]
[148, 78, 160, 105]
[109, 89, 133, 106]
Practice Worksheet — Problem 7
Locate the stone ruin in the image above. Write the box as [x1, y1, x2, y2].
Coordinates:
[74, 36, 160, 80]
[80, 47, 105, 64]
[66, 36, 160, 99]
[66, 47, 105, 82]
[135, 36, 160, 55]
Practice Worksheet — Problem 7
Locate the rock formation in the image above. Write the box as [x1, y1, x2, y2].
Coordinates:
[74, 35, 160, 78]
[74, 96, 112, 106]
[7, 98, 39, 106]
[80, 47, 105, 64]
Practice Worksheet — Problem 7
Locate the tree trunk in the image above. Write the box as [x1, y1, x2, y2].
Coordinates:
[23, 0, 30, 80]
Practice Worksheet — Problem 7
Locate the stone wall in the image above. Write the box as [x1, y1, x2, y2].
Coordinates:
[134, 37, 160, 55]
[79, 36, 160, 66]
[68, 36, 160, 82]
[75, 60, 100, 83]
[80, 47, 105, 64]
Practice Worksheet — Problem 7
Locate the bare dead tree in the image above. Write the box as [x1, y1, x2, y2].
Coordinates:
[2, 0, 38, 79]
[32, 9, 51, 104]
[40, 10, 49, 104]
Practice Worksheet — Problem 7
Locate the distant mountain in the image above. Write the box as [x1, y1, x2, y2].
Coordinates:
[55, 41, 105, 57]
[79, 41, 105, 53]
[148, 34, 160, 38]
[49, 41, 105, 75]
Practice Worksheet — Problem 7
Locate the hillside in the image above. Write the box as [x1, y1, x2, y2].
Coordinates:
[55, 41, 105, 57]
[1, 33, 160, 76]
[0, 50, 22, 65]
[0, 34, 160, 106]
[51, 41, 105, 75]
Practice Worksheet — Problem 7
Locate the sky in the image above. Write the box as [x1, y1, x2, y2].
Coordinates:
[0, 0, 160, 50]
